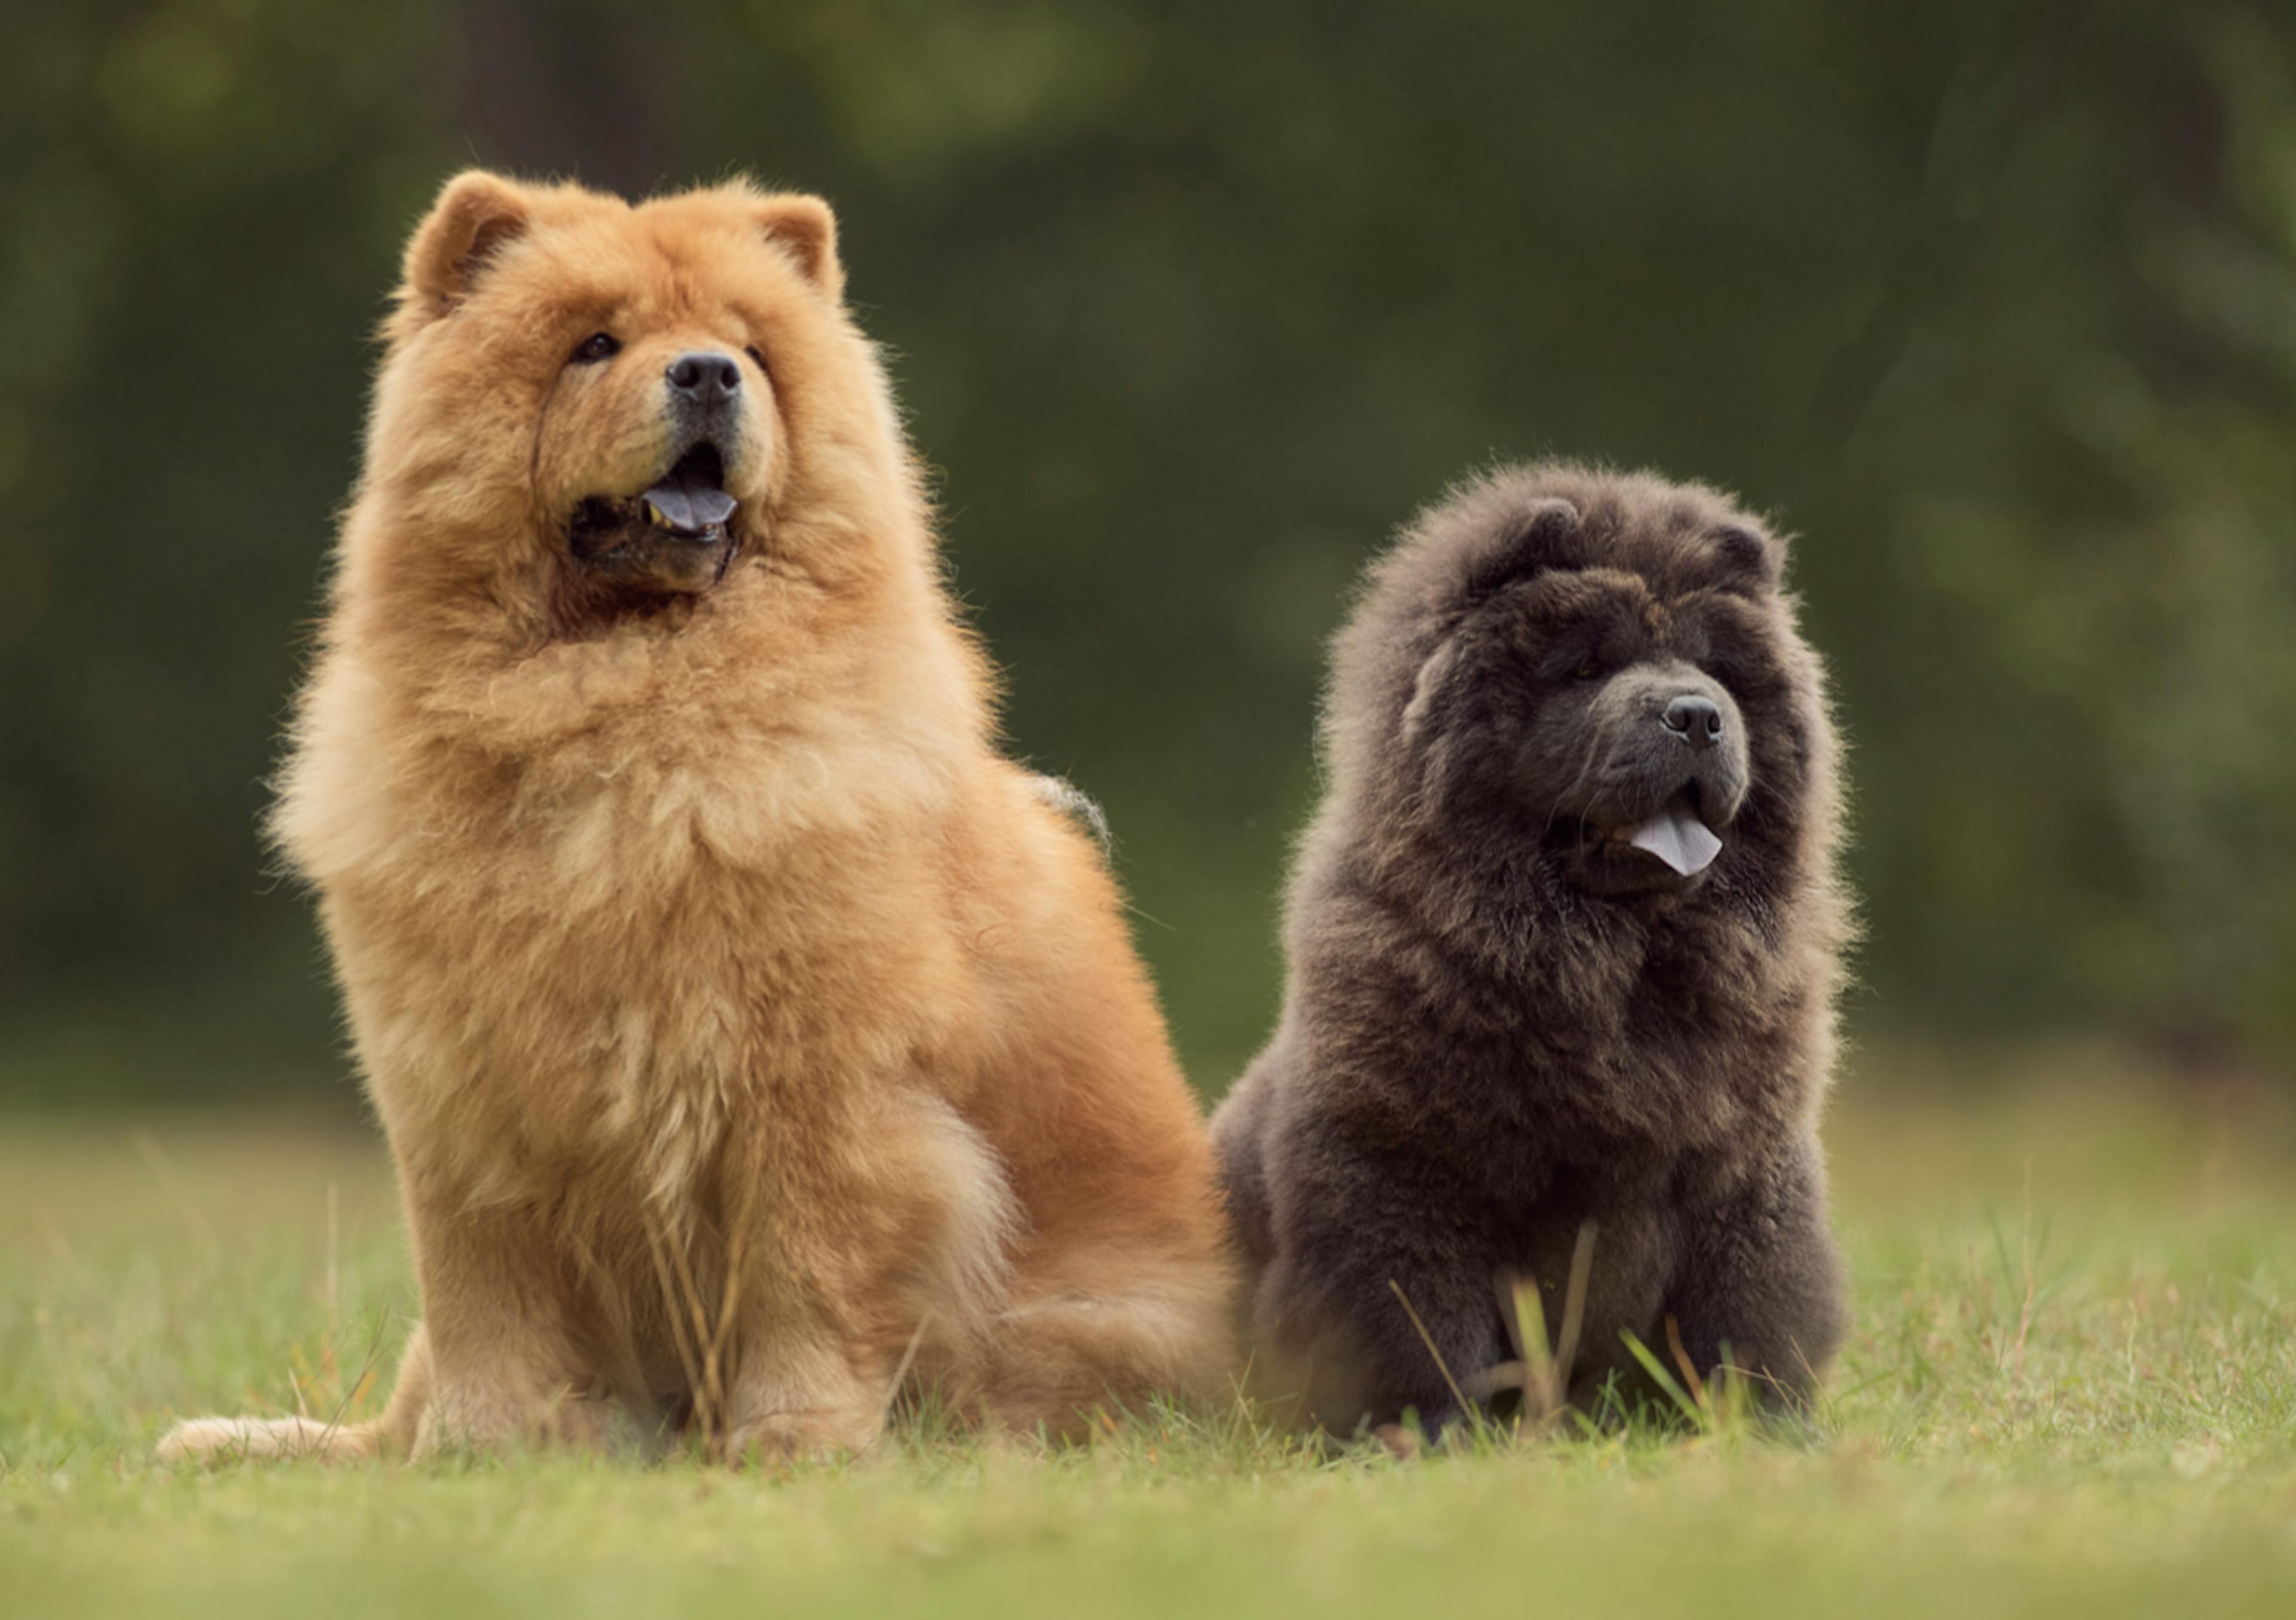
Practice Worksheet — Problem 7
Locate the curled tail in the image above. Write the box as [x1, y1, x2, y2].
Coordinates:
[157, 1324, 430, 1466]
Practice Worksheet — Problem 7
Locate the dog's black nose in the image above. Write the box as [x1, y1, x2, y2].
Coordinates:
[666, 351, 741, 405]
[1662, 694, 1724, 747]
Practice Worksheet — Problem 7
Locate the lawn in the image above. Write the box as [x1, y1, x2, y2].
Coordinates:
[4, 1041, 2294, 1618]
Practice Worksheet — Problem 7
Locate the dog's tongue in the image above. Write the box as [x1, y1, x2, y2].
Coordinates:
[1628, 805, 1723, 876]
[642, 466, 737, 535]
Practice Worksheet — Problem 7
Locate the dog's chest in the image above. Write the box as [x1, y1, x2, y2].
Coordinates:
[336, 772, 939, 1199]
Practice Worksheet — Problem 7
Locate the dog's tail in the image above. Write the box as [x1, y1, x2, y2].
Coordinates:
[157, 1324, 429, 1466]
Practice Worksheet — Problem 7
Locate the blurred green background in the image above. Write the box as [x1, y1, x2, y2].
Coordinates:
[2, 0, 2291, 1107]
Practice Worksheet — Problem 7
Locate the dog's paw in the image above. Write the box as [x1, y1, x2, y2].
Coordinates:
[725, 1406, 881, 1466]
[156, 1414, 377, 1466]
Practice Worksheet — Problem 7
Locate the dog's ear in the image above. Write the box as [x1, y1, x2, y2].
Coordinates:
[402, 171, 532, 315]
[1461, 497, 1581, 605]
[753, 193, 844, 301]
[1708, 521, 1784, 594]
[1399, 635, 1463, 747]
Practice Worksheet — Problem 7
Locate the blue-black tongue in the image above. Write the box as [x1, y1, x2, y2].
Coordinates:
[641, 451, 737, 535]
[1627, 802, 1722, 875]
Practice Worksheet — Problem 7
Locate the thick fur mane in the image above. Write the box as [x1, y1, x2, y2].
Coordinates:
[1298, 462, 1851, 1061]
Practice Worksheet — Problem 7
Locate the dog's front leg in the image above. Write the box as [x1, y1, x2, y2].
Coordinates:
[707, 1091, 987, 1463]
[402, 1186, 611, 1458]
[710, 1218, 892, 1463]
[719, 1320, 885, 1463]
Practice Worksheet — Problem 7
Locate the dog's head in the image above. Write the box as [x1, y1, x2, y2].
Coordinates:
[1338, 465, 1831, 904]
[357, 170, 900, 635]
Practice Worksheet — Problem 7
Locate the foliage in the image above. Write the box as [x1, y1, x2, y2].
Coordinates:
[2, 1, 2292, 1092]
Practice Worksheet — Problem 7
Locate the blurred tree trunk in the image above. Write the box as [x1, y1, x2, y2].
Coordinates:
[456, 0, 674, 193]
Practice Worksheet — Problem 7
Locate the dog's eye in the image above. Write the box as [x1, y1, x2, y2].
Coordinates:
[571, 332, 621, 365]
[744, 344, 771, 377]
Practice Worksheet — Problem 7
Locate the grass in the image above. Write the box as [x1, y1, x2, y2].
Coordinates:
[4, 1041, 2295, 1617]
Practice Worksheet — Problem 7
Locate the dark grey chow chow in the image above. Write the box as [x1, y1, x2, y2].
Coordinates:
[1213, 461, 1853, 1435]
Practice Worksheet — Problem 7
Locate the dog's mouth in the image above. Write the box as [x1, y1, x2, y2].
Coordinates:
[1558, 785, 1724, 894]
[567, 442, 739, 593]
[1606, 787, 1723, 877]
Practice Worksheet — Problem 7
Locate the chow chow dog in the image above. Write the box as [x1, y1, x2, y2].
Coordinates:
[159, 172, 1232, 1464]
[1213, 464, 1850, 1435]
